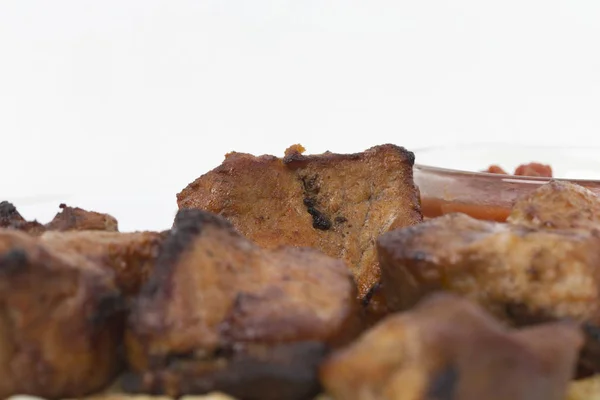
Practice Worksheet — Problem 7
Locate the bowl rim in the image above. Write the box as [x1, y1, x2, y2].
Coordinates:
[412, 143, 600, 184]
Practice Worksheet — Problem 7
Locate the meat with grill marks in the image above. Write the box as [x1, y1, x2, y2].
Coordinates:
[124, 209, 361, 400]
[321, 293, 582, 400]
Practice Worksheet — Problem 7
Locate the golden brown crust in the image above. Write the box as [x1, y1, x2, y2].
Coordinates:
[176, 144, 422, 301]
[321, 293, 583, 400]
[508, 180, 600, 231]
[40, 230, 166, 296]
[378, 212, 600, 373]
[125, 209, 361, 399]
[46, 204, 119, 232]
[0, 230, 124, 399]
[0, 202, 119, 236]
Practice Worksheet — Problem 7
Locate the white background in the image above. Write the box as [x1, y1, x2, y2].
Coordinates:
[1, 0, 600, 230]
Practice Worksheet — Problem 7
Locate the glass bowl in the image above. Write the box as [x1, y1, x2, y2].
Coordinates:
[413, 144, 600, 221]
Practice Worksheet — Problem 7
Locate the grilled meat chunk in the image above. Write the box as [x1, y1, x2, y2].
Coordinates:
[0, 202, 118, 235]
[125, 209, 361, 399]
[176, 144, 422, 302]
[40, 230, 166, 296]
[0, 230, 124, 399]
[378, 212, 600, 372]
[46, 203, 118, 232]
[508, 181, 600, 231]
[321, 293, 583, 400]
[0, 201, 45, 235]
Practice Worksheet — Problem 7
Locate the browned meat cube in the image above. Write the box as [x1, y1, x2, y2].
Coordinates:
[378, 212, 600, 372]
[508, 180, 600, 231]
[378, 213, 600, 323]
[321, 293, 583, 400]
[0, 201, 45, 235]
[0, 230, 124, 399]
[177, 144, 422, 311]
[40, 230, 166, 296]
[45, 203, 119, 232]
[124, 209, 361, 400]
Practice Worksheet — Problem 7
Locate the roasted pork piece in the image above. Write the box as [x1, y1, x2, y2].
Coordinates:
[0, 230, 124, 399]
[125, 209, 361, 399]
[321, 293, 583, 400]
[176, 144, 422, 304]
[378, 212, 600, 372]
[0, 202, 118, 235]
[508, 180, 600, 231]
[40, 230, 166, 296]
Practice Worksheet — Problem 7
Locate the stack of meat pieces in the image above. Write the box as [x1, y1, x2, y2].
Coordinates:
[0, 145, 595, 400]
[177, 144, 422, 321]
[378, 180, 600, 376]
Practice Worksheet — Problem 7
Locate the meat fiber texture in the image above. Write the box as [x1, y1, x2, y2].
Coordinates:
[177, 144, 422, 300]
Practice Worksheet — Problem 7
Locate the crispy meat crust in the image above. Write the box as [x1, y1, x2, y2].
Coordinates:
[378, 212, 600, 373]
[46, 204, 119, 232]
[508, 180, 600, 231]
[321, 293, 583, 400]
[0, 230, 124, 399]
[40, 231, 166, 296]
[125, 209, 361, 399]
[176, 144, 422, 303]
[0, 202, 118, 236]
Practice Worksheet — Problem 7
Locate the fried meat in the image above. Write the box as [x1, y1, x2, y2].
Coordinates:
[321, 293, 582, 400]
[124, 209, 361, 399]
[176, 144, 422, 302]
[0, 202, 118, 236]
[378, 212, 600, 372]
[46, 204, 118, 232]
[0, 201, 45, 235]
[0, 230, 124, 399]
[508, 180, 600, 231]
[40, 230, 166, 296]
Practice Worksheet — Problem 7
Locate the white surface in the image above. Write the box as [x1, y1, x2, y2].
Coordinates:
[2, 1, 600, 230]
[414, 144, 600, 179]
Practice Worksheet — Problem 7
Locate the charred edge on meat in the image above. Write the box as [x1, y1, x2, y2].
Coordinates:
[0, 248, 28, 274]
[426, 364, 459, 400]
[187, 342, 328, 400]
[583, 323, 600, 343]
[0, 201, 18, 219]
[503, 303, 555, 326]
[300, 175, 331, 231]
[89, 290, 127, 326]
[141, 209, 235, 297]
[361, 281, 381, 307]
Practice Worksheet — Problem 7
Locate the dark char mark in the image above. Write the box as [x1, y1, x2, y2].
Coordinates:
[0, 201, 18, 218]
[0, 248, 28, 274]
[89, 289, 126, 326]
[121, 341, 328, 400]
[140, 209, 235, 297]
[426, 364, 459, 400]
[301, 175, 331, 231]
[185, 341, 328, 400]
[362, 281, 381, 307]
